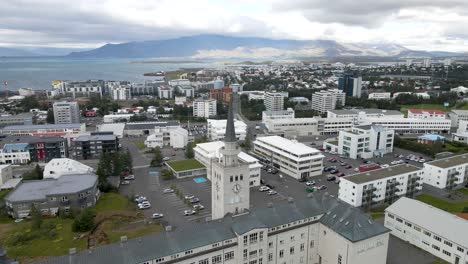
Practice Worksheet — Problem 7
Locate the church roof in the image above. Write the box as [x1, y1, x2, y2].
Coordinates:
[224, 96, 237, 143]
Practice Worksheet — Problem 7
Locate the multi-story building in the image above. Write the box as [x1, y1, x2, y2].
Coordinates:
[72, 132, 119, 160]
[324, 125, 394, 159]
[194, 141, 262, 187]
[129, 81, 161, 95]
[361, 118, 451, 134]
[158, 86, 174, 99]
[407, 109, 446, 119]
[33, 193, 390, 264]
[53, 101, 80, 124]
[4, 173, 100, 219]
[145, 126, 189, 149]
[262, 108, 295, 124]
[368, 93, 391, 100]
[253, 136, 324, 180]
[207, 119, 247, 141]
[124, 121, 180, 137]
[210, 88, 233, 104]
[422, 154, 468, 190]
[339, 164, 423, 208]
[263, 117, 353, 138]
[108, 81, 131, 101]
[168, 79, 190, 86]
[310, 89, 346, 113]
[449, 110, 468, 127]
[264, 92, 284, 111]
[327, 109, 404, 124]
[0, 164, 13, 186]
[193, 99, 217, 118]
[385, 197, 468, 264]
[213, 76, 224, 89]
[49, 80, 104, 98]
[0, 135, 67, 164]
[338, 74, 362, 98]
[175, 85, 195, 98]
[0, 113, 34, 127]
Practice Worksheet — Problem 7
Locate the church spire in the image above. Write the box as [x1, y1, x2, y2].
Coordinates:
[224, 95, 236, 143]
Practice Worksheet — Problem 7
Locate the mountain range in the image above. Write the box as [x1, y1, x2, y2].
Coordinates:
[1, 35, 463, 59]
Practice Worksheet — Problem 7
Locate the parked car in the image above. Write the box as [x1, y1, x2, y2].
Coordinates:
[135, 196, 147, 203]
[329, 169, 339, 174]
[190, 197, 200, 204]
[326, 175, 336, 181]
[138, 202, 151, 209]
[267, 190, 278, 195]
[124, 175, 135, 180]
[259, 186, 270, 192]
[419, 159, 426, 163]
[184, 209, 196, 216]
[381, 164, 390, 168]
[152, 213, 164, 219]
[265, 184, 275, 189]
[305, 180, 316, 186]
[163, 188, 174, 194]
[163, 157, 171, 161]
[184, 194, 195, 200]
[337, 173, 346, 177]
[193, 204, 205, 210]
[317, 185, 327, 190]
[345, 165, 353, 169]
[121, 180, 130, 185]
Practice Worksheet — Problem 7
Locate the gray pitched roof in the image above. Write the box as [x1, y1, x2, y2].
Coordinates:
[31, 194, 389, 264]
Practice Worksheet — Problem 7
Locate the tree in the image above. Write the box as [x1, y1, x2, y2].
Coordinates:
[22, 164, 43, 180]
[161, 169, 174, 180]
[46, 109, 55, 124]
[72, 209, 95, 232]
[30, 204, 43, 230]
[19, 96, 40, 112]
[185, 143, 194, 159]
[462, 207, 468, 213]
[151, 147, 163, 167]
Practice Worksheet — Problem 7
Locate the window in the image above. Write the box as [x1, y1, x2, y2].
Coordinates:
[432, 245, 440, 251]
[230, 176, 233, 182]
[300, 243, 305, 252]
[244, 236, 248, 246]
[301, 233, 305, 239]
[338, 254, 342, 264]
[279, 250, 284, 258]
[423, 231, 431, 237]
[269, 242, 273, 248]
[434, 236, 442, 242]
[290, 247, 295, 255]
[259, 258, 263, 264]
[185, 250, 193, 255]
[249, 250, 257, 257]
[414, 226, 421, 232]
[396, 218, 403, 223]
[290, 236, 295, 241]
[199, 259, 209, 264]
[444, 241, 453, 247]
[225, 251, 234, 261]
[268, 253, 273, 262]
[422, 241, 430, 246]
[249, 233, 258, 244]
[244, 249, 248, 260]
[405, 222, 412, 227]
[259, 231, 264, 241]
[280, 240, 284, 245]
[310, 240, 315, 248]
[249, 260, 257, 264]
[457, 247, 464, 253]
[442, 250, 451, 257]
[212, 255, 222, 264]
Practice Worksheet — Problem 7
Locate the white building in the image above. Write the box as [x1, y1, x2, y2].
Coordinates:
[368, 93, 391, 100]
[43, 158, 94, 179]
[407, 109, 446, 119]
[422, 154, 468, 190]
[229, 83, 242, 93]
[207, 119, 247, 141]
[176, 85, 195, 98]
[175, 96, 187, 106]
[310, 89, 346, 113]
[339, 164, 423, 208]
[0, 164, 13, 186]
[361, 118, 451, 134]
[327, 109, 404, 124]
[449, 110, 468, 127]
[253, 136, 324, 180]
[53, 101, 80, 124]
[168, 79, 190, 86]
[385, 197, 468, 264]
[145, 126, 188, 149]
[213, 76, 224, 89]
[264, 117, 353, 137]
[108, 81, 131, 101]
[194, 141, 261, 187]
[18, 88, 36, 97]
[325, 125, 394, 159]
[158, 86, 174, 99]
[49, 80, 104, 98]
[289, 97, 309, 104]
[264, 92, 284, 111]
[450, 86, 468, 96]
[193, 99, 217, 118]
[262, 108, 295, 124]
[169, 127, 189, 149]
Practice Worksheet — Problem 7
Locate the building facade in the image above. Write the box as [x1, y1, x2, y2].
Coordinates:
[0, 136, 67, 164]
[407, 109, 446, 119]
[339, 164, 423, 208]
[207, 119, 247, 141]
[253, 136, 324, 180]
[264, 92, 284, 111]
[0, 113, 34, 127]
[422, 154, 468, 190]
[368, 93, 391, 100]
[53, 101, 80, 124]
[338, 74, 362, 98]
[72, 132, 119, 160]
[193, 99, 217, 118]
[310, 89, 346, 113]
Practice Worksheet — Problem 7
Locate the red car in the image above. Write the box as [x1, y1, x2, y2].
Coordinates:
[338, 173, 346, 177]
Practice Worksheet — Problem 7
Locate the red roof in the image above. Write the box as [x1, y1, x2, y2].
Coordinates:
[408, 109, 445, 115]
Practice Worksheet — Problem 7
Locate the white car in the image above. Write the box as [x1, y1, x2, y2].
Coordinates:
[193, 204, 205, 210]
[163, 157, 171, 161]
[184, 209, 196, 216]
[163, 188, 174, 194]
[259, 186, 270, 192]
[419, 159, 426, 163]
[135, 196, 147, 203]
[124, 175, 135, 180]
[305, 181, 316, 186]
[267, 190, 278, 195]
[121, 180, 130, 185]
[138, 203, 151, 209]
[152, 213, 164, 219]
[381, 164, 389, 168]
[184, 194, 195, 200]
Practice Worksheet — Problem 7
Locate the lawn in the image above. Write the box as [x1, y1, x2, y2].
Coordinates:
[369, 212, 385, 220]
[457, 188, 468, 196]
[93, 193, 129, 212]
[166, 159, 205, 172]
[416, 194, 468, 213]
[135, 141, 146, 150]
[106, 223, 163, 244]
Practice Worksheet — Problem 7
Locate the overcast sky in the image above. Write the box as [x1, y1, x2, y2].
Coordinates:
[1, 0, 468, 52]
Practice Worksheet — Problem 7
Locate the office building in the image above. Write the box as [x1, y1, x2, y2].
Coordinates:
[338, 74, 362, 98]
[4, 173, 100, 219]
[385, 197, 468, 264]
[361, 118, 451, 134]
[124, 121, 180, 137]
[0, 113, 34, 127]
[262, 108, 295, 124]
[43, 158, 94, 179]
[193, 99, 217, 118]
[210, 88, 233, 104]
[145, 127, 189, 149]
[407, 109, 446, 119]
[207, 119, 247, 141]
[263, 117, 353, 138]
[264, 92, 284, 111]
[194, 141, 262, 187]
[368, 93, 391, 100]
[33, 193, 390, 264]
[327, 109, 404, 124]
[422, 154, 468, 190]
[53, 101, 80, 124]
[72, 132, 119, 159]
[339, 164, 423, 208]
[324, 125, 394, 159]
[311, 89, 346, 113]
[158, 86, 174, 99]
[253, 136, 324, 180]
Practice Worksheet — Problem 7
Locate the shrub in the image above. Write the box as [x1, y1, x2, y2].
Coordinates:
[72, 209, 96, 232]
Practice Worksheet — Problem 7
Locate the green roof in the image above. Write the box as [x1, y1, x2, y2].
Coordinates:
[166, 159, 205, 172]
[343, 164, 422, 184]
[426, 154, 468, 169]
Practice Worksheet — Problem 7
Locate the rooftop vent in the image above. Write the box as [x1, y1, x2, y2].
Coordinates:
[69, 248, 76, 255]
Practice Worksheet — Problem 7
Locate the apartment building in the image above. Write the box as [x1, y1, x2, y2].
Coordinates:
[1, 123, 85, 137]
[193, 99, 217, 118]
[264, 92, 284, 111]
[310, 89, 345, 113]
[72, 132, 119, 160]
[338, 74, 362, 98]
[207, 119, 247, 141]
[194, 141, 262, 187]
[339, 164, 423, 208]
[368, 93, 391, 100]
[449, 110, 468, 127]
[253, 136, 324, 180]
[407, 109, 446, 119]
[52, 101, 80, 124]
[385, 197, 468, 264]
[324, 125, 394, 159]
[49, 80, 104, 98]
[32, 194, 390, 264]
[210, 88, 233, 104]
[108, 81, 131, 101]
[0, 136, 67, 164]
[175, 85, 195, 98]
[423, 154, 468, 190]
[4, 173, 100, 219]
[158, 86, 174, 99]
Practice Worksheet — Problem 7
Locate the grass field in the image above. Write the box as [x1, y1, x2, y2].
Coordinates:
[457, 188, 468, 196]
[416, 194, 468, 213]
[166, 159, 205, 172]
[93, 193, 129, 212]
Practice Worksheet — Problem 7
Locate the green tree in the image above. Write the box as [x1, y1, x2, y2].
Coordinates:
[22, 164, 43, 180]
[46, 109, 55, 124]
[19, 96, 40, 112]
[185, 143, 194, 159]
[161, 169, 174, 180]
[151, 147, 163, 167]
[72, 209, 95, 232]
[462, 207, 468, 213]
[30, 204, 42, 230]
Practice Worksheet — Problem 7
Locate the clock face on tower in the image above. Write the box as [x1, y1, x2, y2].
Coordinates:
[232, 183, 241, 193]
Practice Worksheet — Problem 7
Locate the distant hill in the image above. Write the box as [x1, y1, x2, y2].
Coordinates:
[0, 47, 38, 57]
[67, 34, 462, 59]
